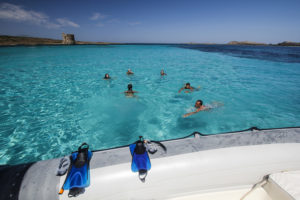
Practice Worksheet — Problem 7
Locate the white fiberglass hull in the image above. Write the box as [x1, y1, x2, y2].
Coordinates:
[58, 143, 300, 200]
[2, 127, 299, 200]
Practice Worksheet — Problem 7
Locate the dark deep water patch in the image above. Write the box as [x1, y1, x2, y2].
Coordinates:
[176, 44, 300, 63]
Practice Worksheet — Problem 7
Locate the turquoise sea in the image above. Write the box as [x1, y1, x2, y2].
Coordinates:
[0, 44, 300, 165]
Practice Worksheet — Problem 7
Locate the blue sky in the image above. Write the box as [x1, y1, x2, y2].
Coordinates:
[0, 0, 300, 43]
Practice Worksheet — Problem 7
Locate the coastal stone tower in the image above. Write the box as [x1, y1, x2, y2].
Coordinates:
[62, 33, 75, 45]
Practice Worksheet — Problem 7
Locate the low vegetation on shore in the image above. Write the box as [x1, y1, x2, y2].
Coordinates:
[0, 35, 112, 46]
[277, 41, 300, 46]
[228, 41, 300, 46]
[227, 41, 267, 45]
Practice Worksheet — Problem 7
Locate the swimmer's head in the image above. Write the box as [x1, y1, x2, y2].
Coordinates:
[160, 69, 165, 74]
[128, 83, 133, 90]
[104, 73, 110, 79]
[195, 100, 203, 108]
[185, 82, 191, 89]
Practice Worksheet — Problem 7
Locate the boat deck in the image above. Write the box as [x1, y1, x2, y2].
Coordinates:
[0, 127, 300, 200]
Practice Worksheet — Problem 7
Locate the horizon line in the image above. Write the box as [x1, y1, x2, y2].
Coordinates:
[0, 34, 299, 46]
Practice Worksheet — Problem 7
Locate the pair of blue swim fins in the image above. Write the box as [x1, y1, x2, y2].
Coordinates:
[129, 136, 166, 182]
[59, 143, 92, 197]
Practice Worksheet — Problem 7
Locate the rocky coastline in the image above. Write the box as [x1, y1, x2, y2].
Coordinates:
[227, 41, 267, 45]
[0, 35, 113, 46]
[277, 41, 300, 46]
[227, 41, 300, 46]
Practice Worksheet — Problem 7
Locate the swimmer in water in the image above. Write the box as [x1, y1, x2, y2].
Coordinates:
[126, 69, 134, 75]
[160, 69, 167, 76]
[183, 100, 208, 118]
[178, 83, 199, 93]
[103, 73, 111, 80]
[124, 83, 138, 97]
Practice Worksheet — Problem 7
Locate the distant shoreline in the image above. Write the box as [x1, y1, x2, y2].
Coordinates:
[0, 35, 117, 46]
[186, 41, 300, 47]
[0, 35, 300, 47]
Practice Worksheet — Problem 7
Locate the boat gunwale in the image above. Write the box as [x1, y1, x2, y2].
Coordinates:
[91, 126, 300, 153]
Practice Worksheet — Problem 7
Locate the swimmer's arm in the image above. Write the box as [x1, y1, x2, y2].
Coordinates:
[183, 109, 201, 118]
[178, 87, 184, 93]
[123, 91, 138, 94]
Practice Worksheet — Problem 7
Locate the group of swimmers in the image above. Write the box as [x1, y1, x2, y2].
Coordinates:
[103, 69, 212, 118]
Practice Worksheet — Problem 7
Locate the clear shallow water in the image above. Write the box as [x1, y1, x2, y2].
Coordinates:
[0, 44, 300, 165]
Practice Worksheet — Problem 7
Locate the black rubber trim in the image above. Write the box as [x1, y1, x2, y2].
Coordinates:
[0, 163, 33, 200]
[92, 126, 300, 153]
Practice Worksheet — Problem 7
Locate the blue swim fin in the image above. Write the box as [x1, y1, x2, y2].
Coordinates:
[130, 143, 151, 172]
[62, 151, 92, 190]
[59, 143, 92, 195]
[129, 139, 151, 182]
